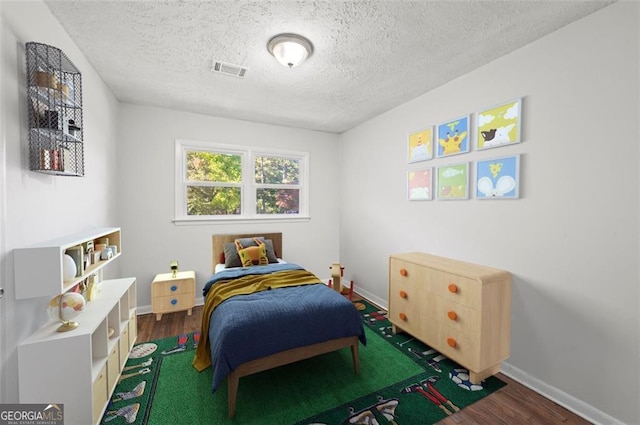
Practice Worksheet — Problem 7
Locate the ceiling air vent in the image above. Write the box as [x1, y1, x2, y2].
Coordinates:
[212, 61, 248, 78]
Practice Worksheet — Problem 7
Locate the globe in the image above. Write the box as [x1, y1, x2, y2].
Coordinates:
[47, 292, 86, 332]
[62, 254, 77, 281]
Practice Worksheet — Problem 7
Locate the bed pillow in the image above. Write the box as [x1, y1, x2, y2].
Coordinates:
[222, 237, 278, 268]
[235, 238, 269, 266]
[223, 243, 243, 268]
[262, 239, 279, 263]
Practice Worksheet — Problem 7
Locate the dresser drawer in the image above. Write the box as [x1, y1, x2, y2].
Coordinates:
[422, 268, 481, 308]
[389, 258, 426, 286]
[389, 261, 419, 297]
[391, 257, 482, 308]
[425, 322, 481, 370]
[388, 288, 422, 336]
[425, 293, 480, 333]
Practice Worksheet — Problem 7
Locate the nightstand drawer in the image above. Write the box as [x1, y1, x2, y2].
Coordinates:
[152, 278, 192, 296]
[153, 293, 195, 312]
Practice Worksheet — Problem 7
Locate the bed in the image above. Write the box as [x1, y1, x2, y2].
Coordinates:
[193, 232, 366, 418]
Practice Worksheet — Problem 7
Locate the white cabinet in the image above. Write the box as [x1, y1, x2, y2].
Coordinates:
[16, 227, 135, 425]
[14, 227, 121, 299]
[18, 278, 137, 425]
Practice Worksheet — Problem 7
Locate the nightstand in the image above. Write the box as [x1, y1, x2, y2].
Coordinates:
[151, 270, 196, 321]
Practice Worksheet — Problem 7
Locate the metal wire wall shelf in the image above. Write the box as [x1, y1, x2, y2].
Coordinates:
[26, 42, 84, 176]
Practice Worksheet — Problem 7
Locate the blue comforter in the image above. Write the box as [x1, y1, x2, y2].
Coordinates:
[204, 264, 366, 392]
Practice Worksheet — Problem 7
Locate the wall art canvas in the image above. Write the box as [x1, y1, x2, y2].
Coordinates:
[408, 168, 432, 200]
[476, 98, 521, 150]
[476, 155, 520, 199]
[407, 127, 433, 163]
[436, 163, 469, 200]
[436, 115, 470, 158]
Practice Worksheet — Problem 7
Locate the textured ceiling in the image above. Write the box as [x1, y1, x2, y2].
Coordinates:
[44, 0, 614, 134]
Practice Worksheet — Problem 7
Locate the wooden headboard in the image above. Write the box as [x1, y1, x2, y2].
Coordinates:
[212, 232, 283, 273]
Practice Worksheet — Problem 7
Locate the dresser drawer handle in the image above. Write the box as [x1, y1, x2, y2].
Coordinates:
[171, 299, 178, 305]
[447, 337, 457, 348]
[448, 283, 458, 293]
[400, 269, 408, 277]
[447, 311, 458, 321]
[399, 290, 407, 299]
[398, 312, 407, 321]
[171, 285, 178, 291]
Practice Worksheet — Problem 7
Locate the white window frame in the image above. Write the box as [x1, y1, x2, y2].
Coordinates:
[174, 139, 310, 224]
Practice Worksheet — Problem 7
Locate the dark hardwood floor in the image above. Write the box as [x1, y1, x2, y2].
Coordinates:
[137, 297, 592, 425]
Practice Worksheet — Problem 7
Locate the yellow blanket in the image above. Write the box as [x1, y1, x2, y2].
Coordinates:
[192, 269, 321, 371]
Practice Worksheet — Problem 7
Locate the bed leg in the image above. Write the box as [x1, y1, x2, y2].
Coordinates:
[351, 342, 360, 375]
[228, 372, 239, 418]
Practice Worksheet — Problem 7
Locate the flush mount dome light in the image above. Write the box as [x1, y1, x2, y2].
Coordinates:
[267, 33, 313, 68]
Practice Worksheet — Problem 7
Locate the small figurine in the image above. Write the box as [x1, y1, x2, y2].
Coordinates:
[170, 260, 179, 278]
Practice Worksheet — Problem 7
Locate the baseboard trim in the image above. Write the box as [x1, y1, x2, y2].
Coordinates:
[500, 362, 625, 425]
[352, 285, 387, 310]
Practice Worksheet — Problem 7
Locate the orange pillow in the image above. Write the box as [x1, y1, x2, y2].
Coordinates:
[235, 238, 268, 267]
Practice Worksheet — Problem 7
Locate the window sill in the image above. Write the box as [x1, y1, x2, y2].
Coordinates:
[172, 216, 311, 226]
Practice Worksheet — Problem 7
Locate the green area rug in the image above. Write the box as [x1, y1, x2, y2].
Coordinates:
[102, 301, 504, 424]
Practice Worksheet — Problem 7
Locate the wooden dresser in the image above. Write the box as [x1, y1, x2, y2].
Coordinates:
[388, 252, 511, 383]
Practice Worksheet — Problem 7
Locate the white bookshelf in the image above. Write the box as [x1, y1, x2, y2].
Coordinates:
[14, 227, 121, 299]
[15, 227, 136, 425]
[18, 277, 137, 425]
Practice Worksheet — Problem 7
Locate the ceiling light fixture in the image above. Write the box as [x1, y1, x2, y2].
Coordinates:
[267, 33, 313, 68]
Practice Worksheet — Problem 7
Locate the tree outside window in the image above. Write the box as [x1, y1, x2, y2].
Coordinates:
[176, 141, 308, 220]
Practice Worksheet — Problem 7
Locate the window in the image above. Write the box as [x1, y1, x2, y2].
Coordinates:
[175, 140, 309, 222]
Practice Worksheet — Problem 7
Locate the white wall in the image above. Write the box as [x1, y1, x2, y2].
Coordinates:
[339, 3, 638, 424]
[116, 104, 340, 311]
[0, 1, 120, 402]
[1, 2, 637, 424]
